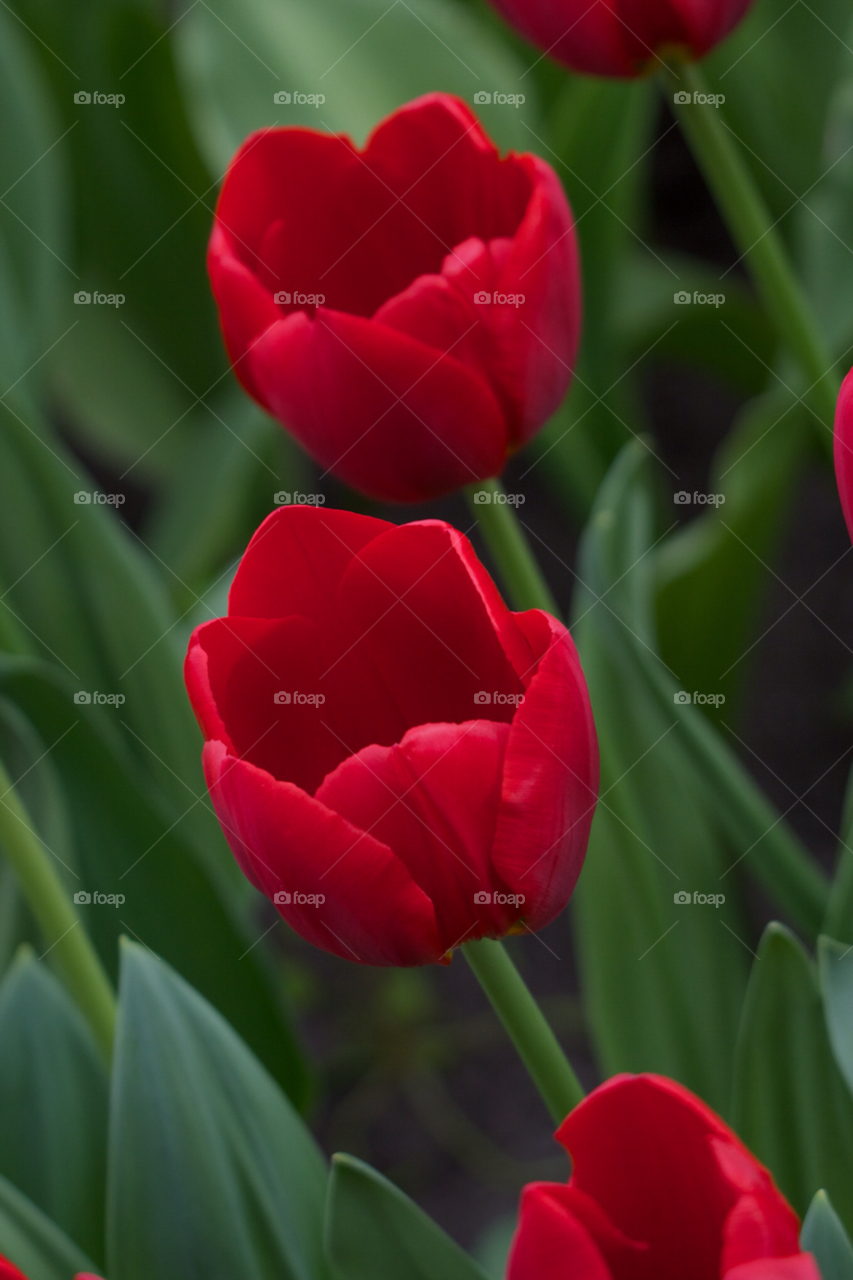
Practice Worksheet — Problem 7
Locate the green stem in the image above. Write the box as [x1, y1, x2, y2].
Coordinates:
[462, 937, 584, 1123]
[0, 758, 116, 1061]
[465, 478, 560, 615]
[664, 61, 838, 441]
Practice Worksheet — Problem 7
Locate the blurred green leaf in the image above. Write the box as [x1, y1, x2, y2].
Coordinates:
[656, 387, 812, 719]
[802, 1190, 853, 1280]
[731, 925, 853, 1229]
[0, 1173, 95, 1280]
[0, 951, 108, 1264]
[175, 0, 534, 172]
[107, 943, 329, 1280]
[326, 1154, 490, 1280]
[571, 443, 750, 1109]
[0, 655, 308, 1105]
[819, 936, 853, 1099]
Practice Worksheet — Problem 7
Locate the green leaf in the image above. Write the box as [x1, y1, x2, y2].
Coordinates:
[326, 1154, 490, 1280]
[0, 655, 308, 1106]
[0, 951, 108, 1264]
[819, 936, 853, 1099]
[731, 925, 853, 1229]
[802, 1191, 853, 1280]
[0, 1173, 95, 1280]
[175, 0, 534, 174]
[107, 942, 329, 1280]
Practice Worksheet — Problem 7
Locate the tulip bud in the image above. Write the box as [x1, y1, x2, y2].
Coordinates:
[484, 0, 755, 78]
[207, 93, 581, 502]
[185, 507, 598, 965]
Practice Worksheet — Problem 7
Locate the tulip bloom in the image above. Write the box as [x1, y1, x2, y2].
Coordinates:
[185, 507, 598, 965]
[485, 0, 754, 78]
[508, 1074, 820, 1280]
[834, 368, 853, 543]
[207, 93, 580, 503]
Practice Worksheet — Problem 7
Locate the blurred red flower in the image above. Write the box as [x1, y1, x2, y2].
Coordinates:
[508, 1073, 820, 1280]
[208, 93, 580, 502]
[185, 507, 598, 965]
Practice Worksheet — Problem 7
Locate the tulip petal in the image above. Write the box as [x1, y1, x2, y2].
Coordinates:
[724, 1258, 822, 1280]
[491, 610, 598, 928]
[248, 308, 508, 502]
[207, 222, 281, 401]
[507, 1183, 613, 1280]
[315, 719, 517, 948]
[335, 520, 530, 730]
[203, 741, 442, 965]
[834, 367, 853, 544]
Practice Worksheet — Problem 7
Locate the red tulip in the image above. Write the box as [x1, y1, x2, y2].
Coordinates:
[834, 367, 853, 543]
[185, 506, 598, 965]
[508, 1074, 820, 1280]
[207, 93, 580, 503]
[485, 0, 753, 78]
[0, 1260, 102, 1280]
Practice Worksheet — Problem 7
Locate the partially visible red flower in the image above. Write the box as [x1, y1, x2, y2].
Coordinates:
[207, 93, 580, 502]
[484, 0, 754, 78]
[834, 367, 853, 543]
[508, 1074, 819, 1280]
[185, 506, 598, 965]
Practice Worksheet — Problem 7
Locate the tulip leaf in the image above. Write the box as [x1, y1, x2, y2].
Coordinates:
[0, 1173, 95, 1280]
[108, 942, 330, 1280]
[326, 1154, 490, 1280]
[0, 654, 308, 1105]
[0, 951, 108, 1265]
[731, 925, 853, 1229]
[819, 936, 853, 1099]
[174, 0, 534, 173]
[802, 1191, 853, 1280]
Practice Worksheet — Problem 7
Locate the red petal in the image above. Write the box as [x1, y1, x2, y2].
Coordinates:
[507, 1183, 613, 1280]
[207, 222, 280, 401]
[335, 520, 530, 730]
[835, 367, 853, 544]
[491, 611, 598, 928]
[724, 1258, 822, 1280]
[316, 719, 515, 949]
[203, 741, 442, 965]
[248, 308, 507, 502]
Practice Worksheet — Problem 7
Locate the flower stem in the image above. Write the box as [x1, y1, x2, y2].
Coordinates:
[465, 479, 560, 615]
[663, 61, 838, 440]
[0, 757, 116, 1062]
[462, 936, 584, 1123]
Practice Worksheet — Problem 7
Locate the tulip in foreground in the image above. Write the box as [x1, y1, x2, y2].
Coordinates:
[185, 507, 598, 965]
[485, 0, 754, 78]
[208, 93, 581, 502]
[834, 367, 853, 544]
[508, 1073, 819, 1280]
